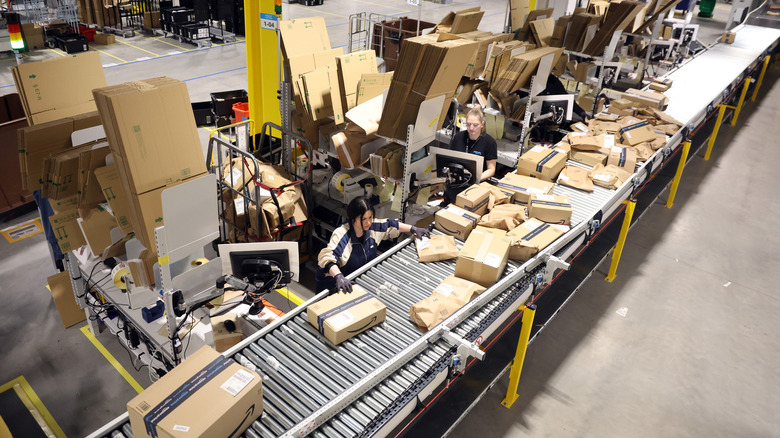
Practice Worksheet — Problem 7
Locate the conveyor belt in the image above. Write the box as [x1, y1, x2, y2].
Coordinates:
[88, 24, 780, 438]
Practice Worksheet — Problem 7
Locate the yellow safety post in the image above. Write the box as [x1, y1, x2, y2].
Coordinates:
[730, 78, 750, 126]
[665, 141, 691, 209]
[704, 105, 727, 161]
[502, 304, 537, 409]
[529, 0, 536, 10]
[245, 0, 281, 136]
[751, 55, 771, 102]
[605, 199, 636, 283]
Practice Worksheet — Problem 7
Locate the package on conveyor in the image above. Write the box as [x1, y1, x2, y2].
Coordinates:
[631, 142, 655, 161]
[516, 144, 568, 182]
[606, 146, 638, 172]
[477, 203, 527, 231]
[507, 217, 566, 261]
[650, 78, 673, 92]
[527, 193, 572, 225]
[92, 77, 207, 254]
[589, 163, 632, 190]
[496, 173, 554, 205]
[455, 227, 511, 287]
[307, 285, 387, 345]
[409, 276, 485, 331]
[622, 88, 669, 110]
[127, 346, 263, 438]
[456, 184, 491, 216]
[478, 181, 512, 210]
[557, 165, 594, 192]
[415, 235, 459, 263]
[434, 204, 481, 240]
[618, 120, 656, 146]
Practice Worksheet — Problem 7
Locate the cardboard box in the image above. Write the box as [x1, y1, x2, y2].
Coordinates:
[720, 31, 735, 44]
[557, 165, 594, 192]
[307, 285, 386, 345]
[619, 121, 656, 145]
[279, 17, 331, 59]
[622, 88, 669, 110]
[415, 235, 459, 263]
[337, 50, 378, 111]
[479, 181, 511, 209]
[507, 217, 565, 261]
[456, 184, 491, 216]
[357, 72, 393, 106]
[127, 346, 263, 438]
[563, 13, 600, 52]
[93, 77, 206, 195]
[492, 46, 564, 94]
[608, 105, 635, 117]
[517, 145, 568, 182]
[211, 314, 243, 353]
[649, 78, 673, 92]
[49, 209, 86, 253]
[529, 17, 555, 47]
[607, 146, 638, 171]
[93, 165, 134, 235]
[570, 148, 609, 167]
[12, 52, 106, 126]
[47, 271, 86, 328]
[434, 204, 480, 240]
[78, 206, 118, 255]
[434, 7, 483, 34]
[454, 228, 511, 287]
[496, 173, 554, 204]
[370, 142, 404, 180]
[477, 203, 527, 231]
[528, 193, 572, 225]
[93, 32, 115, 44]
[550, 15, 572, 48]
[509, 0, 531, 32]
[21, 23, 46, 49]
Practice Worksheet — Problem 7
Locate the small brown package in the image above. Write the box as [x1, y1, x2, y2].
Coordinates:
[415, 235, 459, 263]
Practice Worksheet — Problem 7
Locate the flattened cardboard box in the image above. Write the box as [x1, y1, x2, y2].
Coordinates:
[92, 77, 206, 195]
[455, 184, 491, 216]
[507, 217, 564, 261]
[49, 209, 86, 253]
[12, 52, 106, 125]
[516, 145, 568, 181]
[454, 228, 511, 287]
[127, 346, 262, 438]
[278, 17, 331, 59]
[496, 173, 554, 204]
[528, 193, 572, 225]
[337, 50, 378, 111]
[93, 165, 134, 235]
[434, 204, 480, 240]
[47, 271, 86, 328]
[307, 285, 386, 345]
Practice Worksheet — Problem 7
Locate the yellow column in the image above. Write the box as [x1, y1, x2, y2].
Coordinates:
[502, 304, 536, 409]
[704, 105, 727, 161]
[730, 78, 750, 127]
[666, 141, 691, 209]
[751, 55, 771, 102]
[245, 0, 281, 136]
[605, 199, 636, 283]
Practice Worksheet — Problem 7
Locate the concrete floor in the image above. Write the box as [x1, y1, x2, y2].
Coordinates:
[0, 0, 778, 437]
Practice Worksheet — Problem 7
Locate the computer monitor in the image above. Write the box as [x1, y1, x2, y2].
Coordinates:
[532, 95, 574, 124]
[431, 146, 483, 187]
[218, 242, 299, 283]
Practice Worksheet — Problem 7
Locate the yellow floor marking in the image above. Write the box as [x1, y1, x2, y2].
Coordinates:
[89, 45, 128, 63]
[275, 287, 305, 306]
[1, 218, 43, 243]
[48, 48, 65, 57]
[0, 376, 66, 438]
[150, 36, 193, 51]
[116, 39, 160, 57]
[80, 325, 144, 394]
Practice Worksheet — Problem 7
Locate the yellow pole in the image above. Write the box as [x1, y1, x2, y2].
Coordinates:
[730, 78, 750, 127]
[529, 0, 536, 10]
[704, 105, 727, 161]
[751, 55, 771, 102]
[666, 141, 691, 209]
[502, 304, 536, 409]
[605, 200, 636, 283]
[245, 0, 281, 137]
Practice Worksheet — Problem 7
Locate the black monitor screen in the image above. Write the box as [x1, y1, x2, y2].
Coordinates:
[229, 249, 290, 280]
[435, 153, 479, 186]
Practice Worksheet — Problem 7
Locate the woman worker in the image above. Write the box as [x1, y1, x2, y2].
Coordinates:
[449, 105, 498, 181]
[316, 196, 430, 293]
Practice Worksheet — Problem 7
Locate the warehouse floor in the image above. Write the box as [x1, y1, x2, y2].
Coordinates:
[1, 0, 778, 437]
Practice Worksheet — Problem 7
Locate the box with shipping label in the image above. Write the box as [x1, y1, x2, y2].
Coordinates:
[454, 228, 511, 287]
[589, 163, 631, 190]
[307, 285, 387, 345]
[516, 145, 568, 181]
[622, 88, 668, 110]
[409, 293, 463, 332]
[455, 184, 491, 216]
[434, 204, 480, 240]
[92, 77, 206, 195]
[12, 52, 106, 125]
[496, 173, 554, 205]
[649, 78, 673, 92]
[415, 235, 459, 263]
[507, 217, 565, 261]
[607, 146, 637, 172]
[528, 193, 572, 225]
[431, 275, 486, 306]
[127, 346, 262, 438]
[619, 121, 656, 146]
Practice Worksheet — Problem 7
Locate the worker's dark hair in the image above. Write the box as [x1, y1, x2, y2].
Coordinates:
[346, 196, 374, 228]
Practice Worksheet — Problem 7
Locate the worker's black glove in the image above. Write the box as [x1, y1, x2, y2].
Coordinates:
[410, 226, 431, 239]
[334, 273, 353, 293]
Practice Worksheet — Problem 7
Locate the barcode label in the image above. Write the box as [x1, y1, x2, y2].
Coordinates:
[221, 369, 256, 397]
